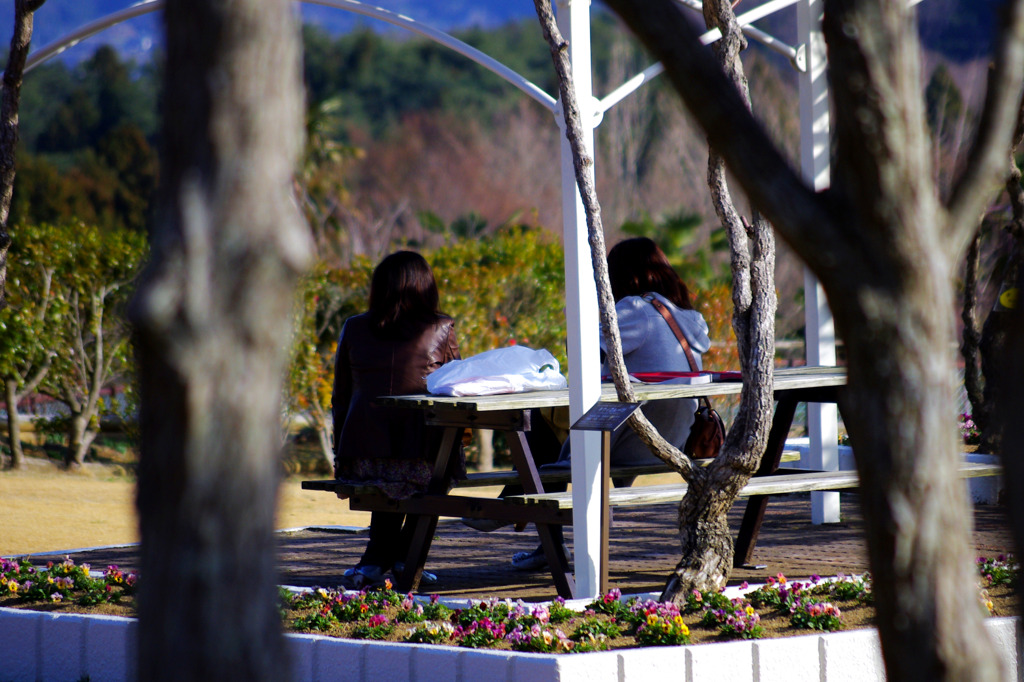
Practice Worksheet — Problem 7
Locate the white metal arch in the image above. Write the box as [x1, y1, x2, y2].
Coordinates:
[25, 0, 808, 116]
[25, 0, 557, 110]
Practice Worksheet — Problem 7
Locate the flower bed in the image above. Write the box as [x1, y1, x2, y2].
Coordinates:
[2, 556, 1018, 652]
[1, 555, 1021, 682]
[2, 605, 1019, 682]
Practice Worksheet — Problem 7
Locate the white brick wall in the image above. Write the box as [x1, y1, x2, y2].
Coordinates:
[1, 607, 1020, 682]
[819, 628, 885, 682]
[38, 613, 85, 682]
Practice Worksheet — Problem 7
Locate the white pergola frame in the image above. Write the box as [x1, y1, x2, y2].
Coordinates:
[25, 0, 838, 599]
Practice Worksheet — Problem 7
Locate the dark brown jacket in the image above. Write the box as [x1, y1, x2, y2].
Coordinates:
[332, 313, 460, 466]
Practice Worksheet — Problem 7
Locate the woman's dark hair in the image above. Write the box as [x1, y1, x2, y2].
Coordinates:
[368, 251, 442, 336]
[607, 237, 693, 310]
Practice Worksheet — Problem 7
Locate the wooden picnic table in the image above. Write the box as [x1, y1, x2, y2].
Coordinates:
[305, 366, 851, 598]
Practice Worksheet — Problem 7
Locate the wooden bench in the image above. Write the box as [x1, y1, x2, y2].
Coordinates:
[301, 452, 802, 496]
[303, 459, 1002, 596]
[502, 461, 1003, 509]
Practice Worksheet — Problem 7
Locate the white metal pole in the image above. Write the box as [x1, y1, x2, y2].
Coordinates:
[797, 0, 840, 524]
[555, 0, 603, 599]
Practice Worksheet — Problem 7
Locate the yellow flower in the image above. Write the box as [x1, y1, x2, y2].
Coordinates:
[542, 631, 553, 646]
[384, 579, 393, 591]
[673, 615, 685, 627]
[647, 614, 659, 626]
[745, 605, 756, 617]
[7, 581, 18, 593]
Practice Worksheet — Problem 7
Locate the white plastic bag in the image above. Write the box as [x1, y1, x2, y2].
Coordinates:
[426, 345, 568, 396]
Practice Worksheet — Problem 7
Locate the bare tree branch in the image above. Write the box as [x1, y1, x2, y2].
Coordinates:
[0, 0, 47, 309]
[947, 0, 1024, 237]
[602, 0, 842, 277]
[533, 0, 691, 476]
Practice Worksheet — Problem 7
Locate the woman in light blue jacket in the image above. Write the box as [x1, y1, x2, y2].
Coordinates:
[597, 237, 711, 466]
[509, 237, 712, 570]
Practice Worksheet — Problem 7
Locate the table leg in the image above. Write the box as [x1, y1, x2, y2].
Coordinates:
[600, 430, 611, 595]
[394, 514, 441, 593]
[733, 396, 799, 568]
[507, 428, 576, 599]
[395, 425, 460, 592]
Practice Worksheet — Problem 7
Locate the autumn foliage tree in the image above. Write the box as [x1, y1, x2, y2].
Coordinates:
[0, 222, 66, 468]
[36, 222, 146, 469]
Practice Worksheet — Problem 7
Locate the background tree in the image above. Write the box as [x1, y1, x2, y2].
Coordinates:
[38, 222, 145, 469]
[283, 263, 360, 471]
[0, 221, 66, 468]
[0, 0, 46, 310]
[601, 0, 1024, 679]
[128, 0, 310, 680]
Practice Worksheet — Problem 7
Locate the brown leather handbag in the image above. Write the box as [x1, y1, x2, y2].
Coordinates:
[646, 295, 725, 459]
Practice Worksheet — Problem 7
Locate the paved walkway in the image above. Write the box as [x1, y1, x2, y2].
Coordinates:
[41, 494, 1014, 602]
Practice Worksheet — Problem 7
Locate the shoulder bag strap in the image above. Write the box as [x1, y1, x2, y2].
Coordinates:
[644, 294, 699, 372]
[645, 294, 714, 412]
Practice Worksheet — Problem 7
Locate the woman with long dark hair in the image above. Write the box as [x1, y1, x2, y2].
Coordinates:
[332, 251, 462, 587]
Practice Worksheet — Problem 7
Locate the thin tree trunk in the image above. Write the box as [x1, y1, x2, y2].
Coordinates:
[64, 411, 95, 469]
[534, 0, 774, 597]
[4, 378, 24, 468]
[475, 429, 494, 472]
[0, 0, 46, 310]
[310, 401, 334, 472]
[661, 0, 777, 600]
[129, 0, 310, 680]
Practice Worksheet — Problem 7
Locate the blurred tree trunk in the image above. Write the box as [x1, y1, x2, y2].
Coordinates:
[4, 361, 50, 469]
[129, 0, 310, 680]
[602, 0, 1024, 679]
[996, 248, 1024, 624]
[0, 0, 46, 310]
[961, 98, 1024, 454]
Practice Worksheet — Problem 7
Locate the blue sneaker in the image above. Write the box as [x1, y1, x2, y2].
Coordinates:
[511, 544, 572, 571]
[393, 562, 437, 584]
[342, 565, 386, 588]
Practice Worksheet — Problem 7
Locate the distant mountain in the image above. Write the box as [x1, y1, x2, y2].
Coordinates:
[3, 0, 542, 66]
[2, 0, 1001, 68]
